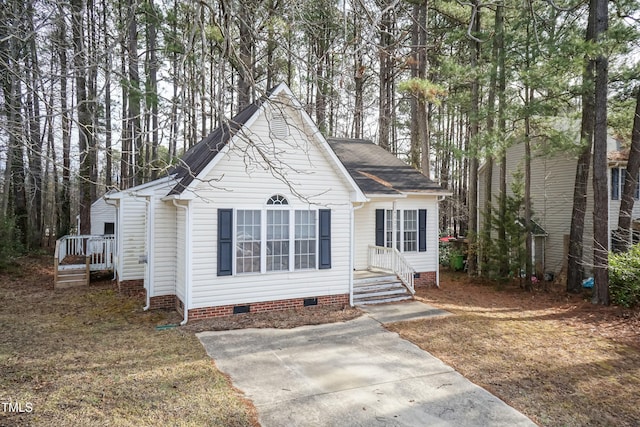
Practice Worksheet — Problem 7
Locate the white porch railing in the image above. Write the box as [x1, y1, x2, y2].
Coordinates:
[367, 245, 415, 294]
[55, 235, 116, 271]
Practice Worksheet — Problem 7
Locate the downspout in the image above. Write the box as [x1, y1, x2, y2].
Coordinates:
[173, 200, 191, 325]
[350, 202, 365, 307]
[436, 195, 447, 288]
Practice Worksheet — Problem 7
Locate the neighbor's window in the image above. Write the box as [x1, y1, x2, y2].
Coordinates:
[612, 168, 620, 200]
[295, 210, 316, 269]
[236, 210, 261, 273]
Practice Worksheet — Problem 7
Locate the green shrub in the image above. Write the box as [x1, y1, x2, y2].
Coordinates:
[0, 214, 24, 269]
[609, 244, 640, 308]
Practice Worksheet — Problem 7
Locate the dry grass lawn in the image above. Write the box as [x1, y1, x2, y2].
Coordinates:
[0, 256, 257, 427]
[388, 271, 640, 427]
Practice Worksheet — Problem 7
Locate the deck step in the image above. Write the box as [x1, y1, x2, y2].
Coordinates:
[55, 268, 89, 289]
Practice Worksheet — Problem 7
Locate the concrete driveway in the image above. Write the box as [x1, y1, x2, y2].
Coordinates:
[197, 302, 536, 427]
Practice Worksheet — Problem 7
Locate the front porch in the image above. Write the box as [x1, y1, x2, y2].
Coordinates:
[54, 235, 116, 288]
[352, 245, 418, 305]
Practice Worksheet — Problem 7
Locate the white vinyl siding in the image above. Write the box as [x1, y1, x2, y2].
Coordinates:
[149, 192, 177, 297]
[175, 206, 186, 303]
[118, 197, 147, 281]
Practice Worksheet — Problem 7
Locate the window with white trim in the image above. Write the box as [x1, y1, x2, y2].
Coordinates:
[236, 210, 261, 273]
[267, 210, 289, 271]
[611, 167, 640, 201]
[295, 210, 316, 269]
[385, 209, 400, 250]
[403, 210, 418, 252]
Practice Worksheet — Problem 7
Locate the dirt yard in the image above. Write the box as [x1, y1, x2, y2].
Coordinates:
[388, 270, 640, 427]
[0, 256, 257, 427]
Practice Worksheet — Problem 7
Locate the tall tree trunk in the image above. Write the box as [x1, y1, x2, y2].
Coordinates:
[103, 0, 113, 188]
[119, 0, 131, 189]
[591, 0, 609, 305]
[57, 3, 72, 236]
[25, 0, 43, 248]
[378, 0, 394, 152]
[0, 8, 28, 243]
[71, 0, 93, 235]
[613, 88, 640, 252]
[567, 1, 597, 293]
[352, 10, 364, 139]
[147, 0, 159, 179]
[496, 1, 508, 277]
[128, 0, 143, 186]
[467, 1, 481, 276]
[237, 0, 254, 110]
[523, 11, 533, 290]
[481, 0, 502, 275]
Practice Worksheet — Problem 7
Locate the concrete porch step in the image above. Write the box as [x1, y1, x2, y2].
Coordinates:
[353, 272, 413, 306]
[355, 294, 413, 305]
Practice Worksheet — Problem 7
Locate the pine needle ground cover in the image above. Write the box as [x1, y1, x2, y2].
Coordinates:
[0, 256, 256, 427]
[389, 271, 640, 427]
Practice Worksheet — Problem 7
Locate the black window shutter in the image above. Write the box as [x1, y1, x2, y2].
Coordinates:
[375, 209, 384, 247]
[418, 209, 427, 252]
[218, 209, 233, 276]
[319, 209, 331, 269]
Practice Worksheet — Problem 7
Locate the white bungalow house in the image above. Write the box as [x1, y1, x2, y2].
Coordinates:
[478, 123, 637, 279]
[104, 83, 449, 322]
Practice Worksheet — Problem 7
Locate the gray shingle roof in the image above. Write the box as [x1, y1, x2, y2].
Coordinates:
[326, 138, 447, 195]
[167, 102, 261, 196]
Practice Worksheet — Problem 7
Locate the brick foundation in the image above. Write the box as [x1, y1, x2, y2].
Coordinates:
[149, 294, 176, 310]
[188, 293, 350, 320]
[414, 271, 437, 287]
[118, 278, 145, 296]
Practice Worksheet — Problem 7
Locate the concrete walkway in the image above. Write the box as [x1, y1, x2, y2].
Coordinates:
[197, 302, 536, 427]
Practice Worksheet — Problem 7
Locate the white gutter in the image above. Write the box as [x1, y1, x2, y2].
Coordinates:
[173, 200, 191, 325]
[350, 202, 366, 307]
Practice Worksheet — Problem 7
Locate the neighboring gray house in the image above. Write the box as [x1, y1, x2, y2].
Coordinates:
[478, 124, 637, 278]
[107, 83, 449, 322]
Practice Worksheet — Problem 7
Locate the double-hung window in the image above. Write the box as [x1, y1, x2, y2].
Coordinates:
[236, 210, 261, 273]
[612, 167, 640, 201]
[403, 210, 418, 252]
[295, 210, 316, 269]
[267, 210, 289, 271]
